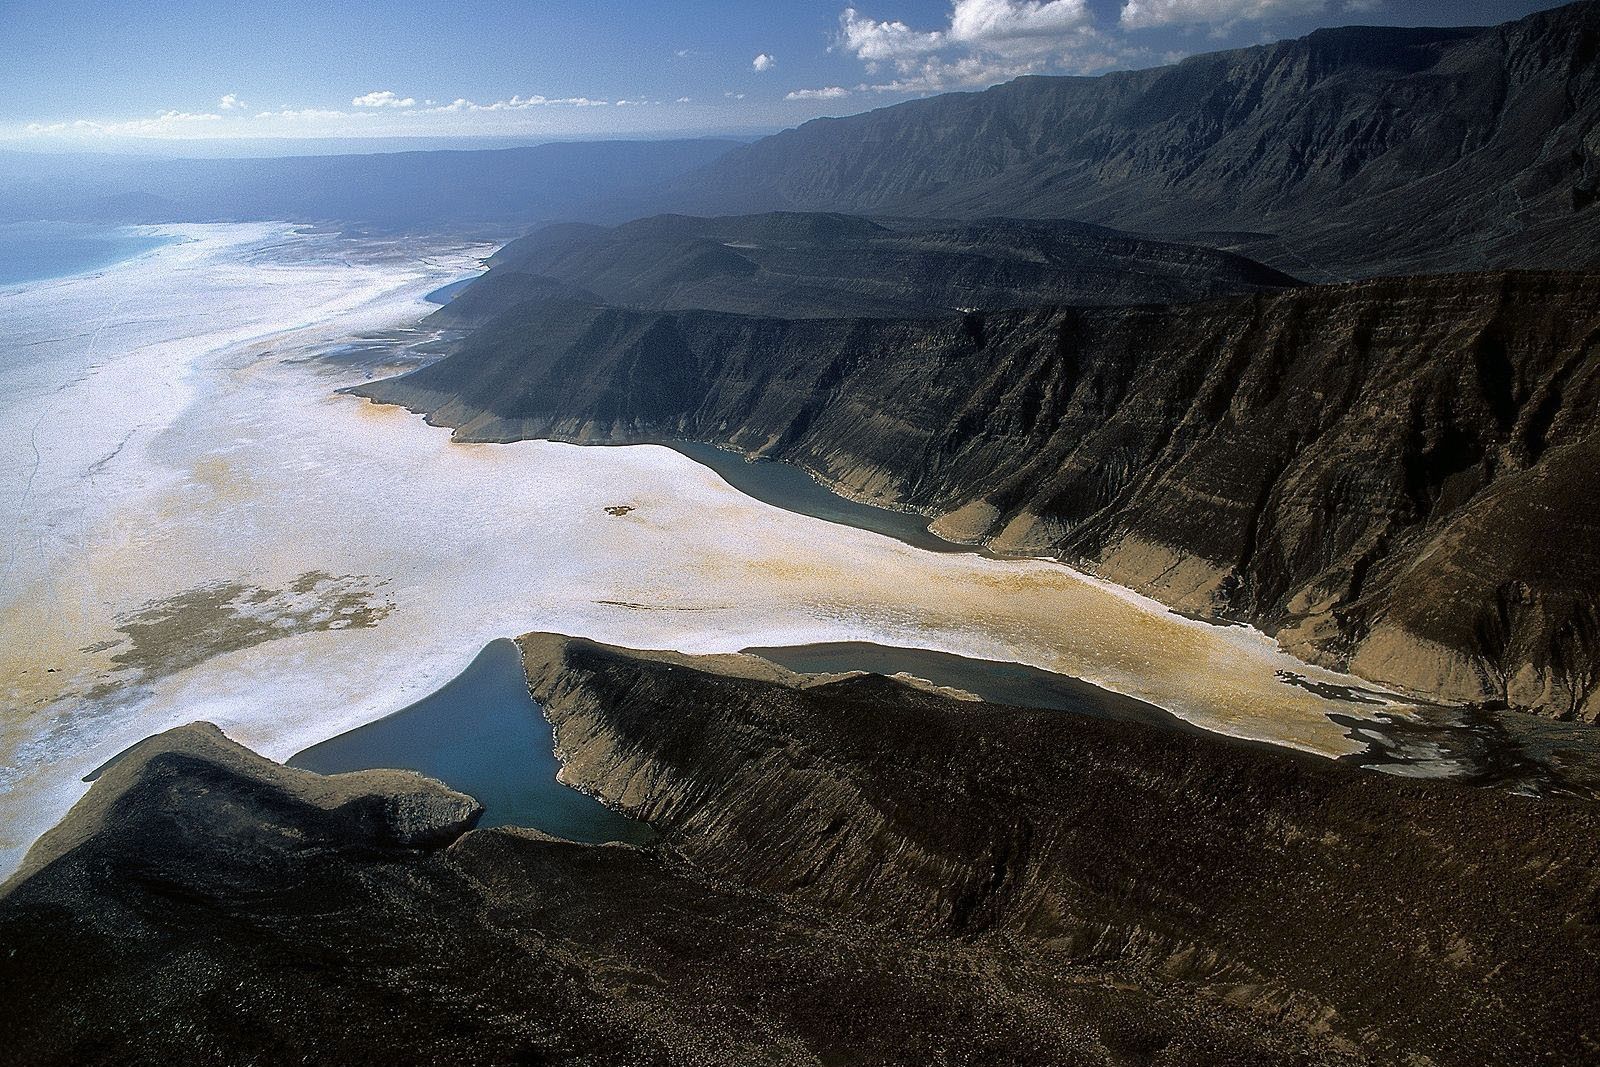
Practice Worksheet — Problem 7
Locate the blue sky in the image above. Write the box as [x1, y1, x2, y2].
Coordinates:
[0, 1, 1568, 150]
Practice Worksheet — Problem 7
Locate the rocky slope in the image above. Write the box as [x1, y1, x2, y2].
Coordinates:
[356, 271, 1600, 722]
[438, 211, 1298, 324]
[6, 641, 1596, 1065]
[652, 2, 1600, 278]
[523, 634, 1600, 1063]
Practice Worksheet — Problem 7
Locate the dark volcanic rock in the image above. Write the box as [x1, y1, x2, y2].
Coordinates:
[651, 2, 1600, 278]
[2, 718, 1358, 1066]
[446, 211, 1298, 322]
[355, 271, 1600, 722]
[7, 642, 1595, 1065]
[519, 635, 1600, 1065]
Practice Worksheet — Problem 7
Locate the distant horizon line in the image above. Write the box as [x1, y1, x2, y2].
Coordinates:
[0, 129, 778, 161]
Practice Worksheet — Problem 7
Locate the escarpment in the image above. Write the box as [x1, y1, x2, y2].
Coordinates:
[6, 641, 1599, 1065]
[649, 2, 1600, 278]
[358, 271, 1600, 721]
[518, 634, 1600, 1065]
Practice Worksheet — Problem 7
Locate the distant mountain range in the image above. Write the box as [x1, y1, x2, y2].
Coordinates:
[649, 1, 1600, 278]
[9, 2, 1597, 269]
[0, 139, 736, 233]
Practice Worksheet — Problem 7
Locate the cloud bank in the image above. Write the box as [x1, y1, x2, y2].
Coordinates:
[785, 86, 851, 101]
[828, 1, 1106, 95]
[351, 90, 415, 108]
[1119, 1, 1379, 30]
[790, 0, 1374, 99]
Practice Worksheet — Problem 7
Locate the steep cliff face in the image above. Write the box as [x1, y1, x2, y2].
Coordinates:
[519, 635, 1600, 1066]
[652, 3, 1600, 277]
[357, 271, 1600, 721]
[0, 722, 1382, 1065]
[7, 645, 1599, 1066]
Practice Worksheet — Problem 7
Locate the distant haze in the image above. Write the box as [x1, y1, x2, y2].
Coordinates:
[0, 1, 1569, 150]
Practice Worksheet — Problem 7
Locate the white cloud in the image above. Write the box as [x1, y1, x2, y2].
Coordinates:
[218, 93, 245, 110]
[752, 53, 777, 72]
[837, 1, 1114, 94]
[841, 2, 1094, 61]
[256, 108, 356, 121]
[786, 86, 852, 101]
[351, 90, 415, 108]
[949, 0, 1093, 48]
[1119, 0, 1339, 29]
[426, 94, 612, 112]
[858, 55, 1034, 94]
[838, 9, 946, 61]
[23, 110, 224, 138]
[675, 96, 693, 103]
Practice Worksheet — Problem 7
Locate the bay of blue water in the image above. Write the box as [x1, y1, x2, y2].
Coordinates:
[290, 639, 653, 845]
[0, 221, 173, 288]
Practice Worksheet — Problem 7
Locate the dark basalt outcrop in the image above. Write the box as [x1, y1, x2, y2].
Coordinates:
[5, 640, 1597, 1065]
[651, 2, 1600, 278]
[523, 635, 1600, 1064]
[437, 212, 1298, 324]
[355, 271, 1600, 722]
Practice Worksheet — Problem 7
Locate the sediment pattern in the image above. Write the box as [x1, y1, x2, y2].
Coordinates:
[360, 271, 1600, 721]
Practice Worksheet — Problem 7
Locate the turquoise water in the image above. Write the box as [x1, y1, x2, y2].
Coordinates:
[0, 221, 174, 288]
[290, 639, 653, 845]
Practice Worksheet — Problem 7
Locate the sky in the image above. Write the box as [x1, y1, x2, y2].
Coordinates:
[0, 0, 1571, 152]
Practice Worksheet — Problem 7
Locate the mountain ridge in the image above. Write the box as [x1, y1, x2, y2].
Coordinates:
[0, 138, 739, 232]
[5, 638, 1598, 1065]
[646, 1, 1600, 278]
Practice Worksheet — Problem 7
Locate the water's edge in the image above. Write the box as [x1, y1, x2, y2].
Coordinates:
[289, 639, 653, 845]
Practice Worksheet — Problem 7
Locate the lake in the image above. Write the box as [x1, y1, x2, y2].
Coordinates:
[0, 221, 174, 288]
[291, 639, 652, 845]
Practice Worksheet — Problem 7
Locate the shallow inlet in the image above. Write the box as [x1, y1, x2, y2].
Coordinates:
[290, 639, 652, 845]
[668, 442, 960, 553]
[0, 222, 175, 288]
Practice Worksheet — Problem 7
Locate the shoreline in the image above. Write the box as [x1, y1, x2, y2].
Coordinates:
[337, 375, 1596, 792]
[0, 225, 500, 876]
[0, 221, 184, 293]
[345, 388, 1460, 729]
[348, 372, 1465, 717]
[7, 229, 1583, 877]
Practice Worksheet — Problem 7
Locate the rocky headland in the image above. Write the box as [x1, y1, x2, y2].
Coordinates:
[3, 637, 1597, 1065]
